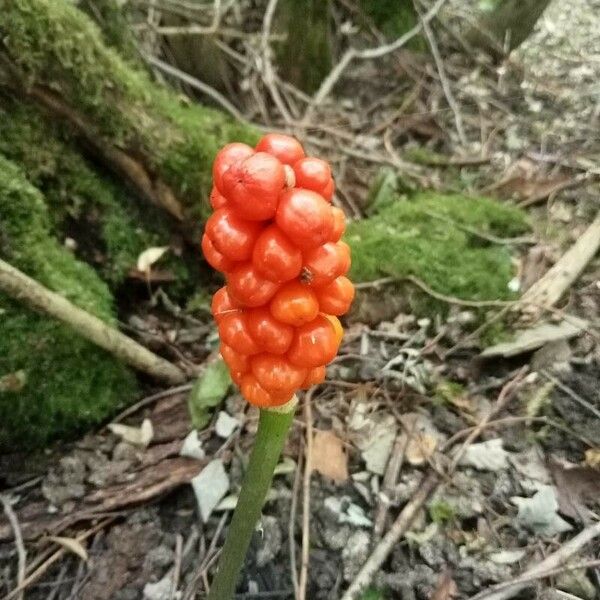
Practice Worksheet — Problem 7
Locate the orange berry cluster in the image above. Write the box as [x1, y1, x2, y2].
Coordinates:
[203, 134, 354, 408]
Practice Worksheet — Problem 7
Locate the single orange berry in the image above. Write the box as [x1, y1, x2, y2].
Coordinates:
[287, 314, 337, 368]
[227, 263, 280, 307]
[251, 354, 307, 396]
[255, 133, 305, 165]
[270, 281, 319, 326]
[315, 276, 355, 316]
[218, 312, 261, 355]
[220, 343, 250, 374]
[245, 307, 294, 355]
[301, 365, 326, 389]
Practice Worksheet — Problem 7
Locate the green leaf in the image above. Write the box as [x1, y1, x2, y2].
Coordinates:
[187, 360, 231, 429]
[359, 588, 386, 600]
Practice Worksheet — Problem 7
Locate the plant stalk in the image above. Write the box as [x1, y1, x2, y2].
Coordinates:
[206, 401, 296, 600]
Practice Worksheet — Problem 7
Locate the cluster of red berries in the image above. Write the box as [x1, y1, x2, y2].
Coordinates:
[203, 134, 354, 408]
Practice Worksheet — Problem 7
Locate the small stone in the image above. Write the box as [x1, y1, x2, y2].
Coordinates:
[255, 515, 282, 567]
[556, 570, 596, 600]
[113, 441, 139, 462]
[342, 530, 370, 581]
[144, 545, 175, 571]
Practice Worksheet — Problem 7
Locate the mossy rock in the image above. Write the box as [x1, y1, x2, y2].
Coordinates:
[0, 0, 258, 221]
[0, 156, 136, 450]
[346, 189, 528, 319]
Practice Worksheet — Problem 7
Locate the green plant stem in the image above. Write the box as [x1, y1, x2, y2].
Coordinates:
[207, 403, 296, 600]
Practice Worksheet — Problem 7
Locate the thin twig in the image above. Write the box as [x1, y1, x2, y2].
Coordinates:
[260, 0, 293, 124]
[341, 369, 527, 599]
[467, 522, 600, 600]
[1, 496, 26, 600]
[0, 258, 186, 384]
[1, 518, 114, 600]
[298, 392, 313, 600]
[169, 534, 184, 600]
[308, 0, 448, 110]
[541, 370, 600, 420]
[143, 54, 248, 123]
[416, 1, 467, 145]
[289, 445, 303, 598]
[373, 434, 407, 540]
[355, 274, 516, 308]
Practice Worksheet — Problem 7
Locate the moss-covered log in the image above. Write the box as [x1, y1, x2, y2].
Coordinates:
[0, 0, 257, 225]
[0, 156, 136, 450]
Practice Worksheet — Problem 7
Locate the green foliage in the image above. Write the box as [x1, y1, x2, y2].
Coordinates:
[359, 0, 425, 50]
[359, 588, 387, 600]
[1, 0, 258, 219]
[346, 191, 528, 305]
[434, 380, 466, 406]
[188, 360, 232, 429]
[429, 499, 456, 524]
[0, 157, 136, 449]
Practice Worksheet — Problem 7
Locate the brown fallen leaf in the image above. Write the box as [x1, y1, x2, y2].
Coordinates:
[549, 457, 600, 521]
[430, 568, 458, 600]
[584, 448, 600, 469]
[312, 429, 348, 483]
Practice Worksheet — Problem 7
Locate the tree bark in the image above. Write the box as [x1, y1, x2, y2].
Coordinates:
[467, 0, 552, 57]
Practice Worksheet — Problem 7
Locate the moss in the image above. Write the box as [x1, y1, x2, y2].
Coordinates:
[0, 99, 192, 287]
[0, 156, 136, 449]
[359, 0, 425, 50]
[429, 499, 456, 524]
[78, 0, 139, 60]
[0, 0, 258, 219]
[347, 191, 528, 302]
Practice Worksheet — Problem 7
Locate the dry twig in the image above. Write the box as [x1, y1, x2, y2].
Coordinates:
[341, 369, 527, 599]
[467, 522, 600, 600]
[519, 212, 600, 320]
[307, 0, 448, 111]
[0, 258, 186, 384]
[0, 496, 26, 600]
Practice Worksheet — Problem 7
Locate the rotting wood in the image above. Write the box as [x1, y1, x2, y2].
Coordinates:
[518, 213, 600, 321]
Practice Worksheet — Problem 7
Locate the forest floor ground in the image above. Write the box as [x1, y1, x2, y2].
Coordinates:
[1, 1, 599, 599]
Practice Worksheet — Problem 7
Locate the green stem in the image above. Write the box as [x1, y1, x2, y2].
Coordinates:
[207, 404, 296, 600]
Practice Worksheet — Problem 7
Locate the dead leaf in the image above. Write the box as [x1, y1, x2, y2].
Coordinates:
[136, 246, 169, 274]
[480, 318, 588, 358]
[191, 458, 229, 522]
[584, 448, 600, 469]
[430, 569, 458, 600]
[47, 535, 88, 561]
[399, 412, 443, 466]
[511, 485, 572, 536]
[108, 419, 153, 447]
[312, 430, 348, 483]
[550, 457, 600, 521]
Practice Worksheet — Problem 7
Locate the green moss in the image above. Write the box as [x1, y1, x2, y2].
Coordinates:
[78, 0, 139, 60]
[0, 156, 136, 449]
[0, 99, 192, 287]
[346, 192, 528, 305]
[429, 499, 456, 524]
[0, 0, 258, 219]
